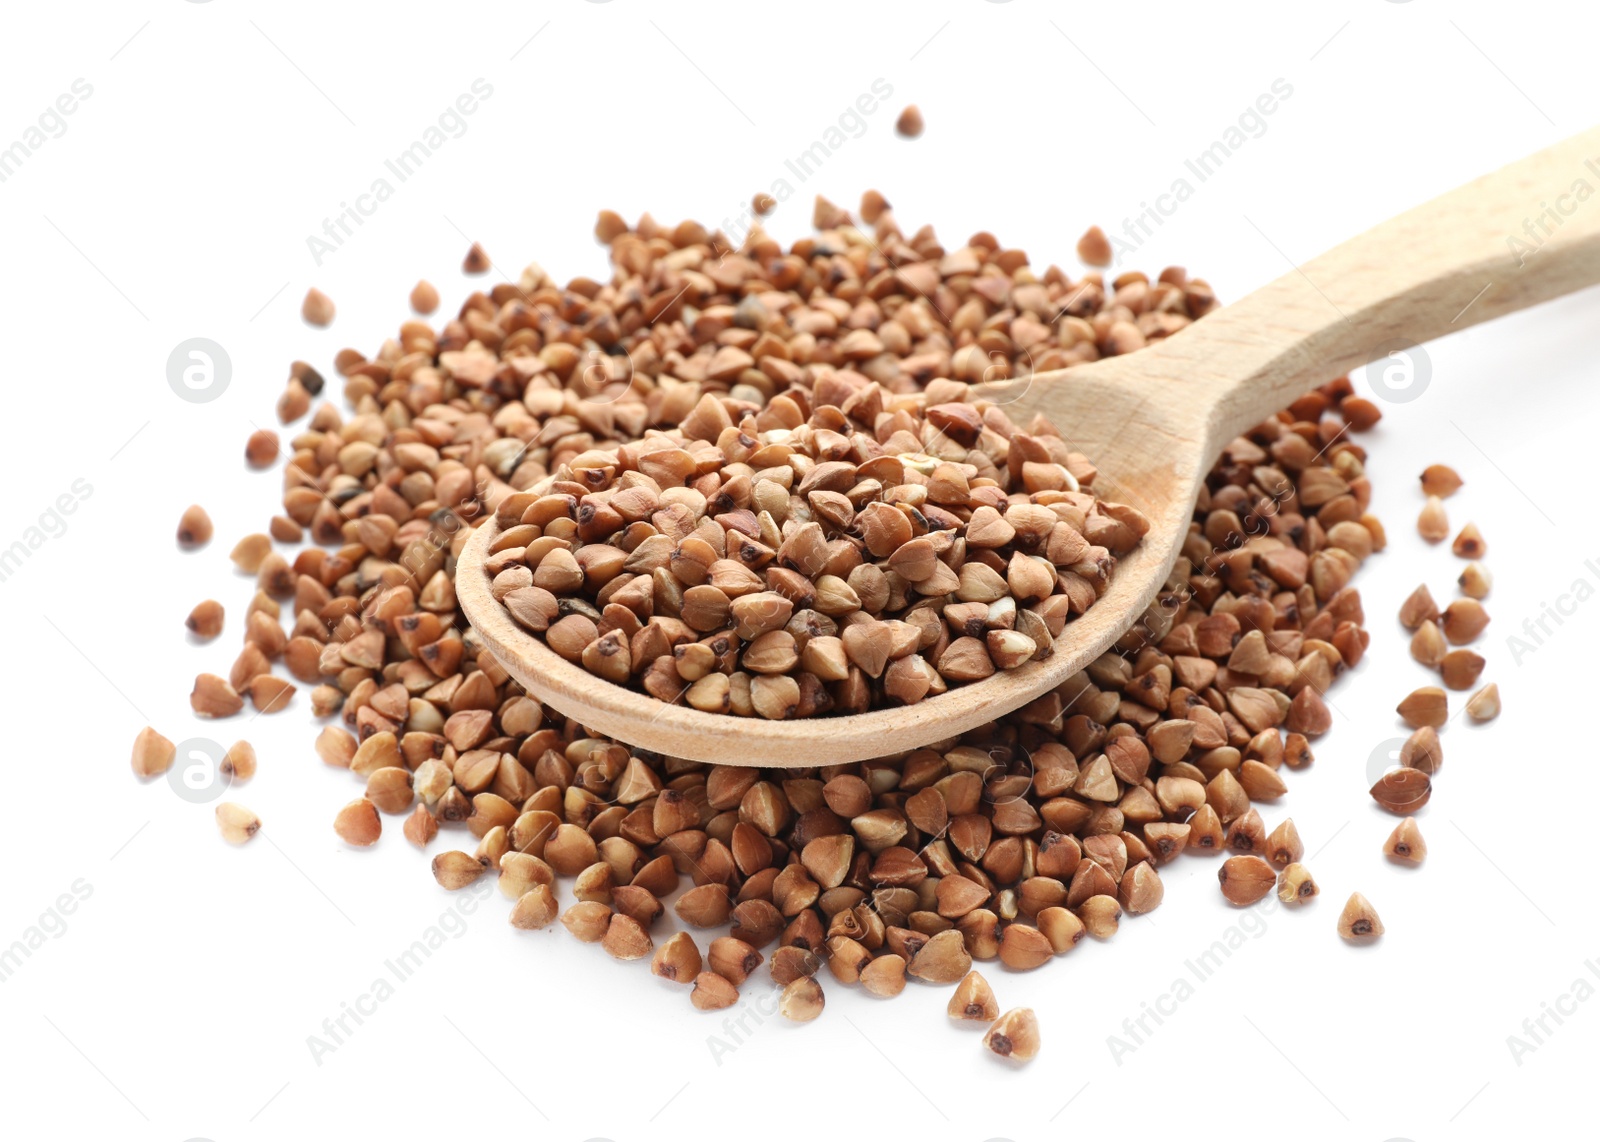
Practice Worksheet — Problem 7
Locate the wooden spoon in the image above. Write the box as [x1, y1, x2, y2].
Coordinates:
[460, 126, 1600, 766]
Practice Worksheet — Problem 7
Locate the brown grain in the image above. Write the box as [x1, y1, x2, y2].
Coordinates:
[1277, 863, 1317, 904]
[1336, 892, 1383, 941]
[334, 798, 382, 846]
[410, 280, 440, 314]
[983, 1008, 1041, 1062]
[246, 429, 280, 468]
[177, 505, 213, 548]
[301, 287, 335, 326]
[1370, 768, 1431, 814]
[1417, 496, 1449, 543]
[215, 802, 261, 845]
[1384, 818, 1426, 865]
[1419, 464, 1462, 497]
[186, 600, 224, 639]
[1466, 682, 1500, 722]
[1218, 855, 1276, 905]
[1076, 226, 1112, 267]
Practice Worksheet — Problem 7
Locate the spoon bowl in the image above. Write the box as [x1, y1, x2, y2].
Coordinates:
[459, 361, 1193, 766]
[460, 126, 1600, 766]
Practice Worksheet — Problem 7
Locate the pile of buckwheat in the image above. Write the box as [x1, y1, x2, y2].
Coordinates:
[133, 194, 1413, 1061]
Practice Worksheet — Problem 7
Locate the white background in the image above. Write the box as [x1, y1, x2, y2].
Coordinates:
[1, 2, 1596, 1139]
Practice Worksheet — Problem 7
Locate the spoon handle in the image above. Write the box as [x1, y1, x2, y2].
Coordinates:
[1136, 126, 1600, 436]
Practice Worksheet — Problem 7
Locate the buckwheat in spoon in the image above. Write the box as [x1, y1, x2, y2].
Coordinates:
[460, 127, 1600, 766]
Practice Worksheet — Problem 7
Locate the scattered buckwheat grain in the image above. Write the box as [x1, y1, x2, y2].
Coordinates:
[1336, 893, 1383, 942]
[186, 599, 224, 639]
[215, 802, 261, 845]
[1419, 464, 1462, 497]
[1466, 682, 1500, 722]
[301, 288, 335, 326]
[177, 505, 213, 548]
[983, 1008, 1040, 1062]
[1076, 226, 1111, 267]
[246, 429, 280, 468]
[131, 726, 176, 778]
[1417, 496, 1449, 543]
[221, 740, 257, 781]
[1384, 818, 1426, 865]
[1451, 523, 1485, 559]
[410, 280, 440, 314]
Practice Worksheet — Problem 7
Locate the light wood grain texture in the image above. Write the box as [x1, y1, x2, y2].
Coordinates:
[460, 127, 1600, 766]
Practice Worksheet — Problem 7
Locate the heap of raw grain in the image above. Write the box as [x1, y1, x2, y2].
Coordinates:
[140, 193, 1388, 1060]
